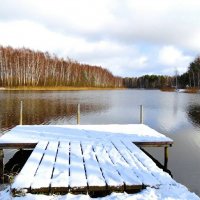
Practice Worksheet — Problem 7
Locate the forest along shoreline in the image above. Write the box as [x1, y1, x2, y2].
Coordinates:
[0, 46, 200, 92]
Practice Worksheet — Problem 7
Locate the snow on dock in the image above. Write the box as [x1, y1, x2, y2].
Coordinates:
[0, 124, 173, 145]
[12, 139, 146, 194]
[0, 124, 199, 200]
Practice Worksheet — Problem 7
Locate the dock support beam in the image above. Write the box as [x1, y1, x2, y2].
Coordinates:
[77, 104, 80, 124]
[0, 149, 4, 183]
[20, 101, 23, 125]
[164, 146, 168, 170]
[140, 105, 143, 124]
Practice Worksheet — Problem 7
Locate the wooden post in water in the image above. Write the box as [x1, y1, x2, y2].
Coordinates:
[77, 104, 80, 124]
[140, 105, 143, 124]
[164, 146, 168, 170]
[0, 149, 4, 183]
[20, 101, 23, 125]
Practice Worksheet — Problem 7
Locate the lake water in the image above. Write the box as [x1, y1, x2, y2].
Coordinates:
[0, 89, 200, 195]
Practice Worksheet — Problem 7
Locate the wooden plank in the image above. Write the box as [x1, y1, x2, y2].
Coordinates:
[164, 146, 168, 170]
[0, 149, 4, 183]
[123, 139, 175, 185]
[11, 141, 48, 193]
[50, 142, 69, 193]
[10, 138, 173, 195]
[93, 142, 124, 191]
[112, 140, 160, 187]
[103, 142, 142, 191]
[31, 141, 58, 193]
[0, 141, 173, 149]
[134, 141, 173, 147]
[81, 142, 106, 192]
[69, 141, 87, 193]
[0, 143, 37, 149]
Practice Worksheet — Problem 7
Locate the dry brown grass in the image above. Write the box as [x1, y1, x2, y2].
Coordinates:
[161, 87, 200, 93]
[160, 87, 175, 92]
[2, 86, 125, 91]
[183, 88, 199, 93]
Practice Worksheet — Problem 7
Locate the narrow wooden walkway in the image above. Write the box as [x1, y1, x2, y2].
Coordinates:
[11, 139, 167, 195]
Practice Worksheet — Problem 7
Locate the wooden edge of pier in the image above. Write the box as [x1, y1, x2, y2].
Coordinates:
[0, 141, 173, 149]
[13, 185, 143, 196]
[134, 141, 173, 147]
[0, 143, 37, 149]
[134, 141, 173, 170]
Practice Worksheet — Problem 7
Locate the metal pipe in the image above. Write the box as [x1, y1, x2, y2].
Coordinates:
[77, 104, 80, 124]
[20, 101, 23, 125]
[140, 105, 143, 124]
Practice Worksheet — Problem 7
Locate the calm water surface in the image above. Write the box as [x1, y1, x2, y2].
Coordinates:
[0, 89, 200, 195]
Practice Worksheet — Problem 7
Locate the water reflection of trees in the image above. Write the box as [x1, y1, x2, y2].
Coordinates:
[187, 104, 200, 127]
[0, 97, 109, 133]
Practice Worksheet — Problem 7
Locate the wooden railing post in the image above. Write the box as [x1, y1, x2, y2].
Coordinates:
[77, 104, 80, 124]
[20, 101, 23, 125]
[164, 146, 169, 170]
[0, 149, 4, 183]
[140, 105, 143, 124]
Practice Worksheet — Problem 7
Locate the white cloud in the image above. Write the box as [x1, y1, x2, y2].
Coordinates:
[1, 0, 200, 49]
[158, 46, 193, 74]
[0, 20, 136, 76]
[0, 0, 199, 76]
[137, 56, 148, 67]
[186, 30, 200, 52]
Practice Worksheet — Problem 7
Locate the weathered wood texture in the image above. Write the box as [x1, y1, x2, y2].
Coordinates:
[0, 143, 37, 149]
[0, 141, 172, 149]
[12, 139, 169, 195]
[134, 141, 173, 147]
[0, 149, 4, 183]
[164, 146, 168, 170]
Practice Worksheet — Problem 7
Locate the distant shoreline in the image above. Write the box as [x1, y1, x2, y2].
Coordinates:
[160, 87, 200, 93]
[0, 86, 126, 91]
[0, 87, 199, 93]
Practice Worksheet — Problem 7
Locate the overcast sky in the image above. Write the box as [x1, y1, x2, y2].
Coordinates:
[0, 0, 200, 77]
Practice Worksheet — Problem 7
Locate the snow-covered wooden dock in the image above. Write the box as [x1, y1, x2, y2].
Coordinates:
[0, 124, 199, 199]
[12, 140, 144, 194]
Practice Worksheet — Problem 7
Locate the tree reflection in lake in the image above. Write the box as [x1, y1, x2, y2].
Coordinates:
[187, 104, 200, 127]
[0, 91, 110, 133]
